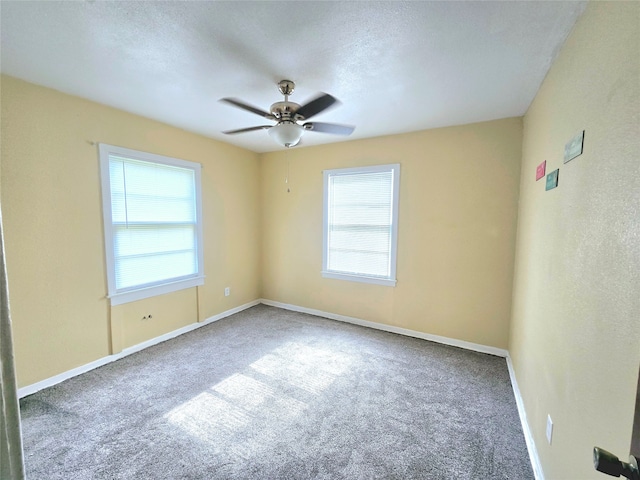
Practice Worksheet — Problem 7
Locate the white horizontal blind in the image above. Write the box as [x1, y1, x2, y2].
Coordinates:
[109, 156, 198, 290]
[99, 144, 203, 304]
[325, 165, 399, 283]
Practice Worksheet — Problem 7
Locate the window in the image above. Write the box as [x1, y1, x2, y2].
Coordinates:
[322, 164, 400, 286]
[99, 144, 204, 305]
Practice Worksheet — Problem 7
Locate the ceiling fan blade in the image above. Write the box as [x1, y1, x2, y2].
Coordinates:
[295, 93, 338, 120]
[219, 98, 274, 120]
[303, 122, 355, 136]
[222, 125, 272, 135]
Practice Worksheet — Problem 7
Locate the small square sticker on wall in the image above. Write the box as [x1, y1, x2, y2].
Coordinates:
[545, 169, 559, 191]
[536, 161, 547, 181]
[564, 130, 585, 163]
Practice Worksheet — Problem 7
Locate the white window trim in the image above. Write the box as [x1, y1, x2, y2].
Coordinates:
[99, 143, 205, 306]
[322, 163, 400, 287]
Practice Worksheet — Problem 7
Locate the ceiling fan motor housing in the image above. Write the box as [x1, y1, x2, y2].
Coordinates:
[270, 101, 301, 120]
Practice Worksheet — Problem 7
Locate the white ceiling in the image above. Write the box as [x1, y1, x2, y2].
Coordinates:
[1, 1, 586, 153]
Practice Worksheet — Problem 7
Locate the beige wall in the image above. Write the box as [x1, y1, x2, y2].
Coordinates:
[510, 3, 640, 479]
[0, 76, 261, 387]
[261, 118, 522, 349]
[0, 77, 523, 385]
[5, 7, 637, 477]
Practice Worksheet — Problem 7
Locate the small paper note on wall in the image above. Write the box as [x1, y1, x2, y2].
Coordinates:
[546, 169, 559, 191]
[536, 161, 547, 181]
[564, 130, 585, 163]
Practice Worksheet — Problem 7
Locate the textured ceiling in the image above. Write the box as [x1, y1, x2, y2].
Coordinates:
[0, 1, 586, 153]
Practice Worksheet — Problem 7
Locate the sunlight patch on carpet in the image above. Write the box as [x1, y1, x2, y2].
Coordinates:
[163, 341, 353, 450]
[250, 342, 354, 395]
[212, 373, 307, 415]
[164, 391, 249, 447]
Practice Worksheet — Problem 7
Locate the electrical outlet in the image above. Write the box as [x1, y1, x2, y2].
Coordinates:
[546, 415, 553, 445]
[224, 287, 230, 297]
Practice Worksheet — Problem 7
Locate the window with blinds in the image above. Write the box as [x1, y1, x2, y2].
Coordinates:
[99, 144, 204, 305]
[322, 164, 400, 286]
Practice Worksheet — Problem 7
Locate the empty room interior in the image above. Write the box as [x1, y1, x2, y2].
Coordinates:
[1, 1, 639, 479]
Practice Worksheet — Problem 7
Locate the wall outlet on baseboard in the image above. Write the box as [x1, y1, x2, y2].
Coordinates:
[224, 287, 230, 297]
[546, 415, 553, 445]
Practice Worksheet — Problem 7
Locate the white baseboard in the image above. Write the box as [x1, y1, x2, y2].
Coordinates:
[260, 298, 544, 477]
[17, 355, 120, 399]
[18, 297, 541, 480]
[17, 299, 260, 398]
[259, 298, 508, 358]
[120, 299, 261, 357]
[507, 355, 545, 480]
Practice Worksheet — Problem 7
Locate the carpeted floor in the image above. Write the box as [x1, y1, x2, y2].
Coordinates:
[20, 305, 534, 479]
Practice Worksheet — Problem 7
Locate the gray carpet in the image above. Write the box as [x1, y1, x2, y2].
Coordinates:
[20, 305, 534, 479]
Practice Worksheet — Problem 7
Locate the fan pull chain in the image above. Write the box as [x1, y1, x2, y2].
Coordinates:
[286, 154, 290, 193]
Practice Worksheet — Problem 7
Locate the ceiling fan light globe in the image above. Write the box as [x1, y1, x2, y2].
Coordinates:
[269, 122, 303, 147]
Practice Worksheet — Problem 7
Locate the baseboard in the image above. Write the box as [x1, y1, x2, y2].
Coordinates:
[18, 298, 545, 480]
[17, 297, 541, 480]
[260, 298, 544, 476]
[120, 299, 261, 357]
[259, 298, 508, 358]
[17, 299, 260, 398]
[507, 355, 545, 480]
[17, 354, 122, 399]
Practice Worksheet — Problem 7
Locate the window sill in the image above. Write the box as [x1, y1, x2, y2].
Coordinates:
[108, 276, 205, 306]
[321, 271, 396, 287]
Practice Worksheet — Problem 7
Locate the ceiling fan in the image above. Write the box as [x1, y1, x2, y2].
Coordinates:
[220, 80, 355, 148]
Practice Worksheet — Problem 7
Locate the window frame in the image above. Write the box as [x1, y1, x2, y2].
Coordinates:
[322, 163, 400, 287]
[99, 143, 204, 306]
